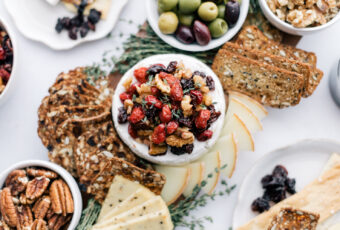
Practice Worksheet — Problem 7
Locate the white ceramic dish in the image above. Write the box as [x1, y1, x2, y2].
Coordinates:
[112, 54, 226, 166]
[4, 0, 128, 50]
[0, 15, 18, 106]
[146, 0, 249, 52]
[0, 160, 82, 230]
[259, 0, 340, 35]
[232, 139, 340, 229]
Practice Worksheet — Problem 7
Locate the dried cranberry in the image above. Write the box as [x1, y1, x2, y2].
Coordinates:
[190, 90, 203, 106]
[170, 82, 183, 102]
[128, 107, 145, 124]
[285, 178, 296, 194]
[197, 130, 213, 141]
[178, 117, 193, 128]
[79, 25, 89, 38]
[145, 106, 158, 120]
[159, 72, 178, 87]
[0, 47, 5, 60]
[128, 124, 138, 138]
[166, 61, 177, 73]
[128, 82, 141, 94]
[263, 187, 286, 203]
[60, 17, 72, 29]
[251, 197, 270, 213]
[192, 71, 206, 78]
[160, 105, 172, 123]
[70, 15, 83, 27]
[0, 69, 10, 82]
[170, 144, 194, 155]
[263, 177, 285, 190]
[261, 175, 273, 188]
[68, 27, 78, 40]
[119, 92, 132, 102]
[88, 9, 102, 24]
[86, 21, 96, 31]
[272, 165, 288, 178]
[152, 124, 166, 144]
[205, 76, 215, 90]
[134, 67, 148, 83]
[147, 64, 166, 76]
[166, 121, 179, 134]
[180, 78, 194, 92]
[151, 86, 160, 96]
[145, 95, 162, 109]
[208, 111, 221, 125]
[195, 110, 211, 129]
[118, 107, 128, 124]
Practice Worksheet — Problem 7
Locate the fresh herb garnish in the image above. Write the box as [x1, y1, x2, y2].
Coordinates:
[75, 199, 101, 230]
[171, 109, 182, 119]
[183, 87, 195, 94]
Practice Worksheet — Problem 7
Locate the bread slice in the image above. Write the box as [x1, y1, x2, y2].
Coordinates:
[222, 42, 312, 97]
[212, 50, 304, 108]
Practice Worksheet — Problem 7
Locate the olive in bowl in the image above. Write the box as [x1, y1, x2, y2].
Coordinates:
[158, 12, 179, 34]
[175, 25, 195, 44]
[209, 18, 229, 38]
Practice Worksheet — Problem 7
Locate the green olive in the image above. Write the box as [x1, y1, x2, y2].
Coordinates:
[179, 0, 201, 14]
[217, 5, 226, 18]
[208, 18, 228, 38]
[158, 0, 179, 12]
[158, 12, 179, 34]
[198, 2, 218, 21]
[178, 13, 195, 26]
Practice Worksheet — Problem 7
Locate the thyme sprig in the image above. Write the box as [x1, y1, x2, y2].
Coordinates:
[75, 198, 101, 230]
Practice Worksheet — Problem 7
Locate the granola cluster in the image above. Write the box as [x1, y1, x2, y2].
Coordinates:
[267, 0, 340, 27]
[0, 167, 74, 230]
[117, 61, 221, 156]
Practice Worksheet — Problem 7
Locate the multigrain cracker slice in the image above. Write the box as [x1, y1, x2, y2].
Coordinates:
[267, 208, 319, 230]
[212, 50, 304, 108]
[80, 157, 166, 203]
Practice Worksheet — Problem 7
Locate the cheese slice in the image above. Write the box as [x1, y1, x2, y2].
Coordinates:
[100, 188, 155, 222]
[107, 210, 173, 230]
[93, 196, 167, 229]
[63, 0, 112, 19]
[97, 176, 151, 222]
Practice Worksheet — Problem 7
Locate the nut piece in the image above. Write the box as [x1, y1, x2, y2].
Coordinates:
[27, 168, 58, 179]
[17, 205, 34, 230]
[5, 170, 28, 196]
[0, 219, 11, 230]
[166, 134, 194, 147]
[50, 180, 74, 216]
[0, 188, 18, 227]
[19, 193, 34, 205]
[26, 177, 50, 200]
[48, 215, 72, 230]
[31, 219, 48, 230]
[149, 143, 168, 156]
[32, 196, 51, 219]
[181, 95, 193, 117]
[155, 75, 170, 94]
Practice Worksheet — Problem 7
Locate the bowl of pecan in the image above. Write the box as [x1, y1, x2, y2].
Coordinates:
[0, 15, 18, 106]
[112, 54, 226, 166]
[259, 0, 340, 35]
[0, 160, 82, 230]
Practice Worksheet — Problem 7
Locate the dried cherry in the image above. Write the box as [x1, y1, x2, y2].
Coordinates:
[128, 124, 138, 139]
[190, 90, 203, 106]
[197, 130, 213, 141]
[159, 72, 179, 87]
[166, 121, 179, 134]
[166, 61, 177, 73]
[147, 64, 166, 76]
[152, 124, 166, 144]
[160, 105, 172, 123]
[128, 107, 145, 124]
[170, 82, 183, 102]
[119, 92, 132, 102]
[134, 67, 148, 83]
[205, 76, 215, 90]
[195, 110, 211, 129]
[118, 107, 128, 124]
[145, 95, 163, 109]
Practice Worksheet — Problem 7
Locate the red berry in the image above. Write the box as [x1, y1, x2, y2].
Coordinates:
[190, 90, 203, 105]
[119, 92, 132, 102]
[170, 82, 183, 102]
[134, 67, 148, 83]
[151, 86, 160, 96]
[144, 95, 162, 109]
[159, 72, 178, 87]
[197, 130, 213, 141]
[128, 107, 145, 124]
[160, 105, 172, 123]
[195, 109, 211, 129]
[0, 47, 5, 60]
[0, 69, 10, 83]
[128, 124, 137, 138]
[128, 82, 141, 94]
[167, 121, 179, 134]
[152, 124, 166, 144]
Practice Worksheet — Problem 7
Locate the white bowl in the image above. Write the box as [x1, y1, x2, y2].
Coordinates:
[0, 160, 82, 230]
[112, 54, 226, 166]
[259, 0, 340, 35]
[4, 0, 128, 50]
[0, 15, 18, 106]
[146, 0, 249, 52]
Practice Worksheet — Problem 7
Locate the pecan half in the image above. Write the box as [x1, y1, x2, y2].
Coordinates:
[16, 205, 33, 230]
[45, 207, 55, 220]
[5, 170, 28, 196]
[26, 177, 50, 200]
[0, 188, 18, 227]
[48, 215, 72, 230]
[31, 219, 48, 230]
[27, 168, 58, 179]
[19, 193, 34, 205]
[0, 219, 11, 230]
[32, 196, 51, 219]
[50, 180, 74, 216]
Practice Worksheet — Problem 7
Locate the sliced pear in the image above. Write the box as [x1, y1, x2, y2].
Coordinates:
[221, 114, 254, 152]
[229, 91, 268, 120]
[199, 151, 221, 195]
[226, 98, 263, 132]
[211, 134, 238, 178]
[155, 165, 191, 205]
[182, 162, 205, 197]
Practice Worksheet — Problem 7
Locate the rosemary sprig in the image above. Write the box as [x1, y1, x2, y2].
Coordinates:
[75, 198, 101, 230]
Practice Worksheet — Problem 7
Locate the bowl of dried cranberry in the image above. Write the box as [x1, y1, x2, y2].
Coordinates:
[112, 54, 226, 166]
[0, 15, 17, 106]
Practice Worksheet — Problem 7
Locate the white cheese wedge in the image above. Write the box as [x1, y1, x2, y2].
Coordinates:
[198, 151, 221, 195]
[45, 0, 60, 6]
[182, 162, 205, 197]
[97, 176, 151, 222]
[93, 196, 167, 229]
[63, 0, 112, 19]
[100, 188, 155, 222]
[155, 165, 191, 205]
[95, 210, 174, 230]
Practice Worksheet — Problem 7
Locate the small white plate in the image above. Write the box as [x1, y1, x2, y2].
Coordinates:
[233, 139, 340, 229]
[146, 0, 249, 52]
[4, 0, 128, 50]
[112, 54, 226, 166]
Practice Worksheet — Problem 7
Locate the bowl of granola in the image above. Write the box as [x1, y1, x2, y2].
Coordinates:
[259, 0, 340, 35]
[0, 15, 18, 106]
[0, 160, 82, 230]
[112, 54, 226, 166]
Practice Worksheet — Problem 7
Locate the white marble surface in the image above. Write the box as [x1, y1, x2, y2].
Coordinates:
[0, 0, 339, 229]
